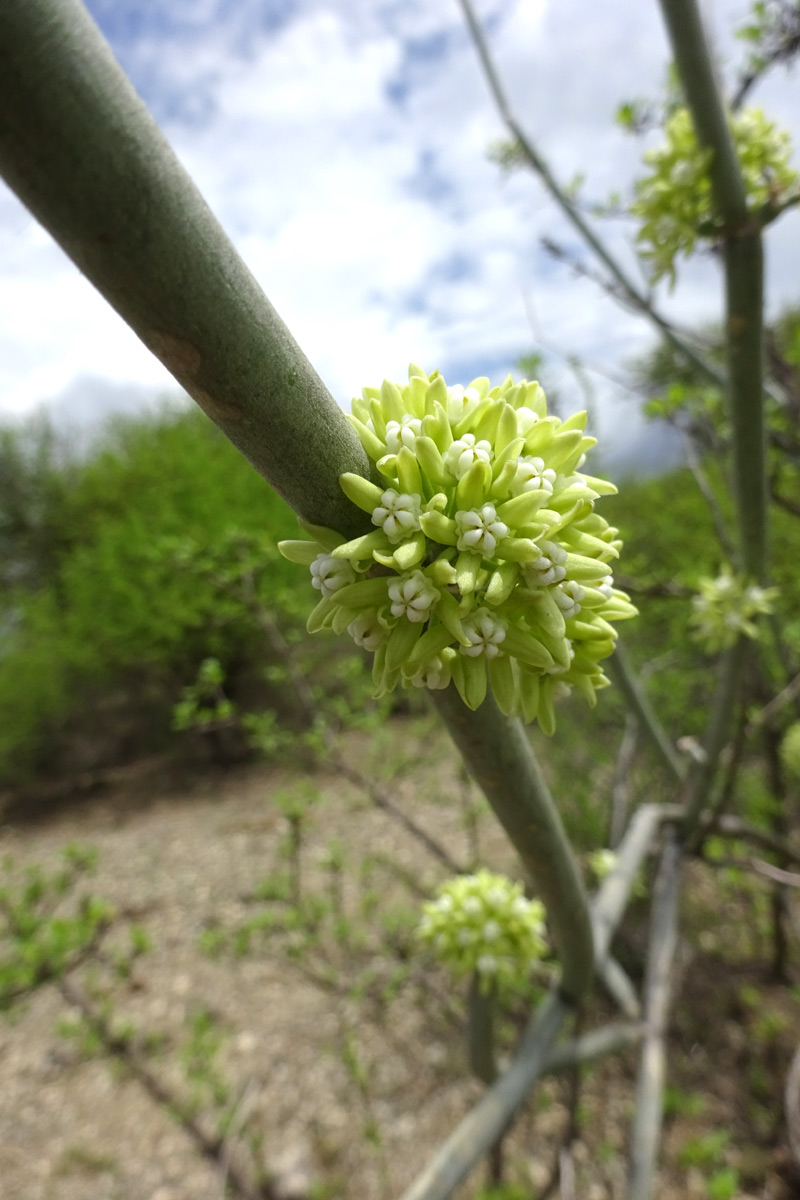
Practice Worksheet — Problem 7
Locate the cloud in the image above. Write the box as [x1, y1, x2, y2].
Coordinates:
[0, 0, 798, 472]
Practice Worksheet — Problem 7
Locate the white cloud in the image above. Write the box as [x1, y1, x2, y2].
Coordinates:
[0, 0, 797, 472]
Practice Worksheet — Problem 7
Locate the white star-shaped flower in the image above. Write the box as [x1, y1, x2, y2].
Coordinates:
[455, 504, 509, 557]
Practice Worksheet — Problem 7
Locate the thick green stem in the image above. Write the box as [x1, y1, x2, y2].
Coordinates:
[658, 0, 768, 583]
[725, 235, 767, 581]
[432, 687, 594, 1003]
[0, 0, 375, 538]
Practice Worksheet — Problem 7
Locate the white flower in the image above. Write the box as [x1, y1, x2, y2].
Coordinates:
[482, 920, 501, 941]
[388, 570, 439, 623]
[514, 407, 540, 435]
[310, 554, 357, 598]
[385, 414, 422, 454]
[460, 608, 507, 659]
[408, 654, 451, 690]
[463, 896, 482, 916]
[523, 540, 567, 587]
[597, 575, 614, 600]
[511, 455, 556, 496]
[457, 928, 475, 945]
[476, 954, 498, 976]
[348, 610, 385, 652]
[445, 432, 492, 480]
[446, 384, 481, 425]
[455, 504, 509, 557]
[554, 581, 585, 621]
[371, 489, 422, 543]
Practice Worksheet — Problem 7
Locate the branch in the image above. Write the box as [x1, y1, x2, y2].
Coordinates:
[456, 0, 729, 394]
[606, 644, 686, 784]
[658, 0, 768, 583]
[627, 837, 684, 1200]
[0, 0, 376, 540]
[399, 803, 666, 1200]
[432, 687, 594, 1004]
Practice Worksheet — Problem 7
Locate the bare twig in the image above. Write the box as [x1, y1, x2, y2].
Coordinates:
[456, 0, 731, 392]
[680, 429, 738, 561]
[57, 977, 272, 1200]
[610, 712, 640, 850]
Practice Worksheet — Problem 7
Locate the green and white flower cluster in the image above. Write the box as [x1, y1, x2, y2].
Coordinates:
[278, 367, 637, 732]
[632, 106, 797, 285]
[416, 870, 547, 994]
[689, 570, 777, 652]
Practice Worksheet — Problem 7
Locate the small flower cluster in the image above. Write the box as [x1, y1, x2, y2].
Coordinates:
[416, 870, 547, 994]
[588, 848, 618, 881]
[689, 570, 777, 652]
[278, 368, 636, 732]
[632, 106, 797, 285]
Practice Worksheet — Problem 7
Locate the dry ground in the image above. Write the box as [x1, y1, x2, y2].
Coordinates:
[0, 719, 798, 1200]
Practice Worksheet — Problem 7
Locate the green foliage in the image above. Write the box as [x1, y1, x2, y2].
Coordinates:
[0, 845, 109, 1011]
[0, 404, 302, 782]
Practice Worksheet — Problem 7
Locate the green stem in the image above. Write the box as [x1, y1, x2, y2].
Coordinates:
[467, 974, 497, 1085]
[432, 686, 594, 1003]
[658, 0, 768, 582]
[0, 0, 375, 538]
[607, 644, 686, 784]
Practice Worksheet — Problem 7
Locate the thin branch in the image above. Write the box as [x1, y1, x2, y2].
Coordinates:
[627, 837, 684, 1200]
[541, 1021, 645, 1076]
[606, 644, 686, 784]
[680, 638, 750, 839]
[680, 429, 738, 562]
[597, 956, 641, 1020]
[254, 603, 466, 875]
[398, 990, 570, 1200]
[456, 0, 730, 393]
[610, 711, 640, 850]
[399, 805, 666, 1200]
[713, 814, 800, 867]
[57, 977, 272, 1200]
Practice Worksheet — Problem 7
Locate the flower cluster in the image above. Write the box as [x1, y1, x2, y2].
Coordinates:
[588, 848, 618, 881]
[278, 367, 637, 731]
[632, 106, 797, 285]
[416, 870, 547, 994]
[689, 570, 777, 652]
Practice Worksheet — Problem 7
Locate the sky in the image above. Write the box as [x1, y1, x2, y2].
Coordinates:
[1, 0, 799, 469]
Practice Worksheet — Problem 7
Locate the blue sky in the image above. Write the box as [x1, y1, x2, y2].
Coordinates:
[1, 0, 798, 466]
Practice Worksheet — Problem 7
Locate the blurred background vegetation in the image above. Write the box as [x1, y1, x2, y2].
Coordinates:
[1, 308, 799, 840]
